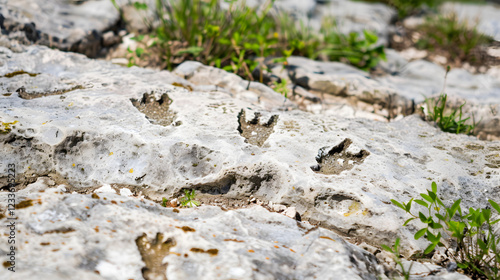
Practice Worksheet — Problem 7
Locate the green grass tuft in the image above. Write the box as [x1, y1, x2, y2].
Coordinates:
[124, 0, 386, 78]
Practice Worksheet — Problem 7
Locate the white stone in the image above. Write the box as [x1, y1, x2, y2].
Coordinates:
[95, 184, 116, 194]
[120, 188, 133, 197]
[283, 207, 297, 219]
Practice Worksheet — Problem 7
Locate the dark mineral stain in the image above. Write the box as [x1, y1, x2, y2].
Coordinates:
[189, 248, 204, 253]
[171, 82, 193, 91]
[223, 239, 245, 243]
[43, 228, 75, 234]
[91, 193, 100, 199]
[177, 226, 195, 232]
[189, 248, 218, 256]
[15, 200, 33, 209]
[136, 233, 176, 280]
[2, 70, 39, 78]
[16, 85, 84, 99]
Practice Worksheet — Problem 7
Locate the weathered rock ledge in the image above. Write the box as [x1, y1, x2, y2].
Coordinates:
[0, 45, 498, 279]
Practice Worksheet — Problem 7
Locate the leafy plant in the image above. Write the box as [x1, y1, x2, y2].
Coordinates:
[321, 20, 386, 71]
[133, 1, 148, 11]
[127, 0, 386, 76]
[150, 0, 278, 74]
[422, 66, 477, 135]
[424, 93, 476, 135]
[161, 197, 168, 207]
[381, 238, 413, 280]
[180, 189, 200, 208]
[392, 182, 500, 279]
[272, 79, 289, 99]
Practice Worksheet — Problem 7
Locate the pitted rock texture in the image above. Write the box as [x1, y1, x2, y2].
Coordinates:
[0, 180, 388, 280]
[266, 56, 500, 140]
[0, 46, 499, 279]
[174, 61, 295, 110]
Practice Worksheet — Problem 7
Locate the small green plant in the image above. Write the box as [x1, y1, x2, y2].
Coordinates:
[381, 238, 413, 280]
[359, 0, 437, 18]
[423, 66, 477, 135]
[416, 13, 493, 63]
[272, 79, 289, 99]
[321, 22, 386, 71]
[392, 182, 500, 279]
[161, 197, 168, 207]
[424, 93, 476, 135]
[180, 189, 200, 208]
[125, 0, 386, 76]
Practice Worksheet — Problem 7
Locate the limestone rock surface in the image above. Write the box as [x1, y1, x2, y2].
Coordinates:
[266, 55, 500, 140]
[0, 0, 120, 57]
[0, 47, 499, 266]
[0, 178, 390, 280]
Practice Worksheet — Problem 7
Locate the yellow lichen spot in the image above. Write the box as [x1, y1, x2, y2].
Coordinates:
[68, 102, 74, 107]
[109, 152, 113, 156]
[72, 163, 75, 167]
[0, 120, 19, 134]
[42, 122, 46, 125]
[444, 159, 449, 161]
[344, 201, 362, 217]
[362, 209, 369, 216]
[248, 249, 255, 253]
[129, 168, 133, 173]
